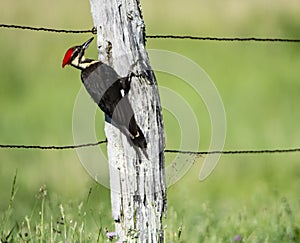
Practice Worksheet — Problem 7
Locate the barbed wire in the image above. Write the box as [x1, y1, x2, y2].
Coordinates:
[1, 23, 299, 156]
[0, 140, 107, 150]
[147, 35, 300, 43]
[1, 140, 300, 155]
[1, 24, 300, 43]
[0, 24, 96, 34]
[165, 148, 300, 155]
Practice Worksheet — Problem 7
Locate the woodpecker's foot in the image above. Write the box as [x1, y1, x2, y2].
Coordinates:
[131, 70, 155, 85]
[128, 59, 141, 77]
[125, 59, 155, 85]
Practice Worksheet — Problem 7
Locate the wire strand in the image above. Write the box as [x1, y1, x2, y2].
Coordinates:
[1, 141, 300, 155]
[0, 24, 96, 34]
[1, 24, 300, 43]
[164, 148, 300, 155]
[0, 140, 107, 150]
[147, 35, 300, 43]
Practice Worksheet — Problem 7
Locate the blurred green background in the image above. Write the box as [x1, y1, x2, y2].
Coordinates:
[1, 0, 300, 241]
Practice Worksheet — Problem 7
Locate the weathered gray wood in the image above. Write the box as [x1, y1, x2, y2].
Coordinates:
[89, 0, 166, 242]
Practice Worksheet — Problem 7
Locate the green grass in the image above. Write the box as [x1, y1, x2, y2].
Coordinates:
[1, 0, 300, 242]
[1, 172, 111, 243]
[1, 172, 300, 242]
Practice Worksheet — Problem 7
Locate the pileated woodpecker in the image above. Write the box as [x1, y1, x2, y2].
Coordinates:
[62, 37, 147, 156]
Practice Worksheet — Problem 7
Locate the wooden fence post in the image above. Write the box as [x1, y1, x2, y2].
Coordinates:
[89, 0, 167, 242]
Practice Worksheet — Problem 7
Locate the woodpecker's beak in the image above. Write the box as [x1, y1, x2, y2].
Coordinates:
[82, 37, 94, 50]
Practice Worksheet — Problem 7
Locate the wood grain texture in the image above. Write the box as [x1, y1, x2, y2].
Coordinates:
[89, 0, 166, 242]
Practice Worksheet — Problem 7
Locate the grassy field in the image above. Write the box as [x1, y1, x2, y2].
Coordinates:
[1, 0, 300, 242]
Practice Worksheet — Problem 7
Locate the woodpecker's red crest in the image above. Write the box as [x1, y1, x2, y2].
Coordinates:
[62, 47, 75, 68]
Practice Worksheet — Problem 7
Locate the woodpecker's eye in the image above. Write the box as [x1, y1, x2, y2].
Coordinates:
[72, 48, 80, 57]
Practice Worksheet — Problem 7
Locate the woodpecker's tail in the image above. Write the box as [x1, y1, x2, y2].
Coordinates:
[131, 125, 147, 148]
[128, 117, 148, 159]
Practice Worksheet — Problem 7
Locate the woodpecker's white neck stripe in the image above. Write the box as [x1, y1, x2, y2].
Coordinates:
[71, 56, 99, 70]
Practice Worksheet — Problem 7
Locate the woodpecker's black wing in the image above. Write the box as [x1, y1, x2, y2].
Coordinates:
[81, 62, 147, 150]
